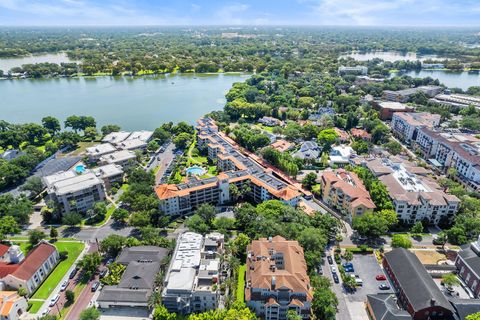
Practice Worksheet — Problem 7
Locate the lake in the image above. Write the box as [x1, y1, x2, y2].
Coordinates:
[0, 53, 76, 72]
[394, 70, 480, 90]
[339, 51, 445, 62]
[0, 73, 250, 130]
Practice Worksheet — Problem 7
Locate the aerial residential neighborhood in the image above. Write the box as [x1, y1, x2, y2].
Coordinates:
[1, 5, 480, 320]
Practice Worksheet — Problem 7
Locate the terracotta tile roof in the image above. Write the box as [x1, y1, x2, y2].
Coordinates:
[155, 184, 180, 200]
[11, 242, 57, 281]
[0, 263, 19, 278]
[270, 139, 294, 153]
[246, 236, 313, 302]
[350, 128, 371, 140]
[0, 245, 9, 257]
[0, 291, 22, 317]
[334, 128, 350, 141]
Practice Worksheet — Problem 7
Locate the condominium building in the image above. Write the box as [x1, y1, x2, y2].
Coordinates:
[85, 143, 117, 162]
[116, 139, 147, 151]
[162, 232, 224, 315]
[391, 112, 441, 144]
[382, 86, 443, 103]
[429, 93, 480, 109]
[92, 164, 124, 189]
[414, 128, 480, 190]
[372, 101, 414, 120]
[99, 150, 136, 169]
[43, 171, 106, 213]
[364, 157, 460, 225]
[155, 118, 303, 216]
[125, 131, 154, 142]
[245, 236, 313, 320]
[102, 131, 131, 145]
[321, 169, 375, 219]
[338, 66, 368, 75]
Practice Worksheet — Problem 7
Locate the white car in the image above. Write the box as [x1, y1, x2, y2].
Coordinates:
[41, 308, 51, 316]
[330, 265, 337, 273]
[49, 294, 60, 307]
[60, 280, 69, 291]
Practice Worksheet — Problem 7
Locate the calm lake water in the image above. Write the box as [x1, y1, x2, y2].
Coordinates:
[394, 70, 480, 90]
[0, 53, 76, 72]
[0, 73, 250, 130]
[339, 51, 445, 62]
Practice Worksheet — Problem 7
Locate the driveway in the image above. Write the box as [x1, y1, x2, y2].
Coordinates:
[153, 143, 175, 185]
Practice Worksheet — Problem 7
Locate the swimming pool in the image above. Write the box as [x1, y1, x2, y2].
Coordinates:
[75, 164, 86, 174]
[186, 165, 207, 176]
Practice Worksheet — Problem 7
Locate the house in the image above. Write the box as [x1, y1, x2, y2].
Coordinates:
[382, 86, 443, 103]
[269, 140, 294, 153]
[85, 143, 117, 162]
[383, 248, 454, 320]
[364, 157, 460, 225]
[259, 117, 283, 127]
[391, 112, 441, 144]
[0, 291, 28, 320]
[372, 101, 414, 120]
[293, 141, 320, 160]
[2, 241, 59, 295]
[321, 169, 375, 218]
[99, 150, 136, 169]
[334, 128, 349, 143]
[43, 171, 106, 214]
[0, 150, 25, 162]
[245, 236, 313, 320]
[162, 232, 223, 314]
[455, 236, 480, 298]
[97, 246, 169, 309]
[329, 145, 355, 167]
[366, 294, 411, 320]
[350, 128, 371, 141]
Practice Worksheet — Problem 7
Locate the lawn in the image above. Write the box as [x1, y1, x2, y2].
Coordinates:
[153, 165, 161, 175]
[28, 301, 44, 313]
[120, 183, 129, 191]
[31, 241, 84, 300]
[256, 124, 274, 133]
[67, 141, 98, 156]
[94, 204, 116, 227]
[236, 264, 246, 302]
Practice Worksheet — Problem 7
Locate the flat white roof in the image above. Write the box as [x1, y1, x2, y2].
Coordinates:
[126, 131, 153, 142]
[43, 171, 77, 188]
[117, 139, 147, 150]
[102, 131, 131, 144]
[93, 164, 123, 178]
[166, 267, 196, 291]
[50, 172, 102, 195]
[86, 143, 117, 156]
[100, 150, 136, 163]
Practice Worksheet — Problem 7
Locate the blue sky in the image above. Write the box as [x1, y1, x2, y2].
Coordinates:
[0, 0, 479, 26]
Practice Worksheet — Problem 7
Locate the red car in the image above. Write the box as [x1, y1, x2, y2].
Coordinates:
[376, 274, 386, 281]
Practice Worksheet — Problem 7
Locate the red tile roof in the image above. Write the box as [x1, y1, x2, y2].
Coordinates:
[11, 242, 57, 281]
[0, 245, 9, 257]
[0, 263, 19, 279]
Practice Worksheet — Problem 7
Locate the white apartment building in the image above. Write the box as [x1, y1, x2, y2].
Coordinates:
[365, 157, 460, 225]
[415, 128, 480, 190]
[102, 131, 131, 145]
[382, 86, 443, 102]
[99, 150, 136, 169]
[429, 93, 480, 109]
[391, 112, 441, 144]
[116, 139, 147, 151]
[43, 171, 106, 213]
[92, 164, 124, 189]
[85, 143, 117, 162]
[162, 232, 224, 315]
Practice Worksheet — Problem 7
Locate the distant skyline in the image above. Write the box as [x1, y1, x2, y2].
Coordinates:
[1, 0, 480, 27]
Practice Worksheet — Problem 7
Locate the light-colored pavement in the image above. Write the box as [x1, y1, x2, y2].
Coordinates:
[153, 143, 175, 185]
[322, 250, 351, 320]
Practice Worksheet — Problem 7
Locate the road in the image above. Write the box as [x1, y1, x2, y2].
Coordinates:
[150, 142, 175, 185]
[322, 249, 351, 320]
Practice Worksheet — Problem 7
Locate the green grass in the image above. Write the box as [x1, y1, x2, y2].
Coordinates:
[153, 165, 161, 175]
[67, 141, 97, 156]
[120, 183, 129, 191]
[94, 204, 116, 226]
[28, 301, 44, 313]
[256, 124, 274, 133]
[236, 264, 246, 302]
[31, 242, 84, 300]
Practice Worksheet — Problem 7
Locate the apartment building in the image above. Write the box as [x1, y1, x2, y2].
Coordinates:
[338, 66, 368, 75]
[245, 236, 313, 320]
[125, 130, 154, 142]
[429, 93, 480, 109]
[455, 236, 480, 298]
[99, 150, 136, 169]
[85, 143, 117, 162]
[43, 171, 106, 213]
[364, 157, 460, 225]
[372, 101, 414, 120]
[162, 232, 224, 315]
[382, 86, 443, 103]
[391, 112, 441, 144]
[116, 139, 147, 151]
[92, 164, 124, 189]
[156, 118, 303, 216]
[321, 169, 375, 219]
[102, 131, 131, 145]
[414, 128, 480, 190]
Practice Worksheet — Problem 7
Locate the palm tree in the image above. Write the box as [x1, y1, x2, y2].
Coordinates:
[148, 291, 161, 309]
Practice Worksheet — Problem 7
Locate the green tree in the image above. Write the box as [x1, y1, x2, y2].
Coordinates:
[49, 226, 58, 240]
[78, 252, 102, 278]
[41, 116, 61, 136]
[112, 208, 129, 224]
[65, 290, 75, 305]
[353, 212, 389, 239]
[302, 172, 317, 190]
[147, 140, 160, 152]
[317, 129, 338, 151]
[84, 127, 98, 141]
[153, 305, 177, 320]
[391, 234, 412, 249]
[55, 131, 81, 149]
[410, 221, 424, 235]
[385, 140, 402, 155]
[441, 273, 460, 290]
[186, 214, 210, 234]
[311, 276, 338, 320]
[101, 125, 121, 136]
[0, 216, 20, 240]
[343, 250, 353, 262]
[79, 307, 100, 320]
[100, 234, 126, 257]
[173, 132, 192, 149]
[28, 229, 45, 246]
[466, 312, 480, 320]
[195, 203, 216, 226]
[287, 310, 302, 320]
[62, 212, 82, 226]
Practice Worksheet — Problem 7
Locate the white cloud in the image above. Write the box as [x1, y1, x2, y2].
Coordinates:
[214, 3, 250, 25]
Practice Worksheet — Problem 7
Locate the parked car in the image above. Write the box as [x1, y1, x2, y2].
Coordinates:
[343, 263, 354, 272]
[60, 280, 69, 291]
[327, 255, 333, 265]
[332, 273, 339, 284]
[69, 267, 79, 279]
[99, 269, 109, 278]
[379, 283, 390, 290]
[49, 294, 60, 307]
[330, 265, 337, 273]
[355, 278, 363, 286]
[376, 274, 386, 281]
[106, 258, 114, 265]
[41, 308, 51, 316]
[91, 281, 100, 292]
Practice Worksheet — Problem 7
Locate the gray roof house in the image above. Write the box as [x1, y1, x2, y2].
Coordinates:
[293, 141, 321, 160]
[97, 246, 169, 309]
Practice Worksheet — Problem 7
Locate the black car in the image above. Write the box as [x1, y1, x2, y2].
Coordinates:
[327, 255, 333, 265]
[69, 267, 79, 279]
[91, 281, 100, 292]
[332, 273, 339, 284]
